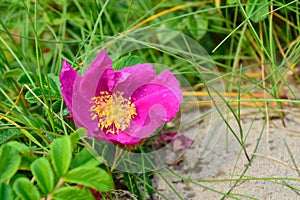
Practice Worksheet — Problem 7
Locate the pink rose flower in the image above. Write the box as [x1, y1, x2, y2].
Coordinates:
[59, 50, 182, 146]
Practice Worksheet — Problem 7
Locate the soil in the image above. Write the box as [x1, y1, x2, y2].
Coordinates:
[153, 106, 300, 199]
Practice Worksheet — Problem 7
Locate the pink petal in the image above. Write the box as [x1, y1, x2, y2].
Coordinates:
[72, 80, 99, 133]
[79, 50, 116, 100]
[72, 51, 118, 134]
[71, 51, 115, 134]
[87, 128, 144, 146]
[59, 59, 81, 113]
[103, 131, 143, 146]
[151, 70, 183, 103]
[116, 70, 183, 140]
[114, 63, 156, 97]
[90, 50, 112, 70]
[62, 51, 183, 147]
[132, 70, 182, 126]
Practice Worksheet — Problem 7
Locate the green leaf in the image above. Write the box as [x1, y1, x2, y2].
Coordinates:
[13, 177, 40, 200]
[0, 144, 21, 181]
[0, 181, 14, 200]
[65, 167, 114, 192]
[31, 157, 54, 194]
[71, 148, 103, 169]
[227, 0, 237, 5]
[6, 141, 38, 170]
[24, 87, 43, 103]
[246, 0, 269, 23]
[50, 136, 72, 177]
[17, 72, 35, 85]
[19, 155, 37, 171]
[25, 87, 60, 104]
[69, 128, 85, 148]
[52, 100, 63, 113]
[188, 14, 208, 40]
[0, 129, 23, 145]
[48, 73, 61, 95]
[3, 68, 23, 79]
[74, 127, 87, 138]
[52, 186, 94, 200]
[112, 55, 144, 70]
[6, 141, 28, 152]
[53, 0, 66, 6]
[28, 115, 47, 130]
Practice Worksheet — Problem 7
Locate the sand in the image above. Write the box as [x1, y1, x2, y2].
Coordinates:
[153, 107, 300, 199]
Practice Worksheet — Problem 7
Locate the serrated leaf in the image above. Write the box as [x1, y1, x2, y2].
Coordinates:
[3, 68, 23, 79]
[28, 115, 46, 130]
[31, 157, 54, 194]
[52, 186, 94, 200]
[112, 55, 144, 70]
[25, 87, 60, 104]
[0, 129, 23, 145]
[13, 177, 40, 200]
[48, 73, 61, 95]
[246, 0, 269, 23]
[50, 136, 72, 177]
[0, 144, 21, 181]
[188, 14, 208, 40]
[24, 87, 44, 103]
[17, 72, 35, 85]
[6, 141, 38, 170]
[65, 167, 114, 192]
[52, 100, 63, 113]
[71, 148, 103, 169]
[0, 181, 14, 200]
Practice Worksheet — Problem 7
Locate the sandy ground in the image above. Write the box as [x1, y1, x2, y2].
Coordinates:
[153, 106, 300, 199]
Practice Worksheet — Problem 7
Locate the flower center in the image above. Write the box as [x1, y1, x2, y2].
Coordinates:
[90, 91, 137, 134]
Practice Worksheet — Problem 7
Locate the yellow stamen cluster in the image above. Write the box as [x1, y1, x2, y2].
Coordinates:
[90, 91, 137, 134]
